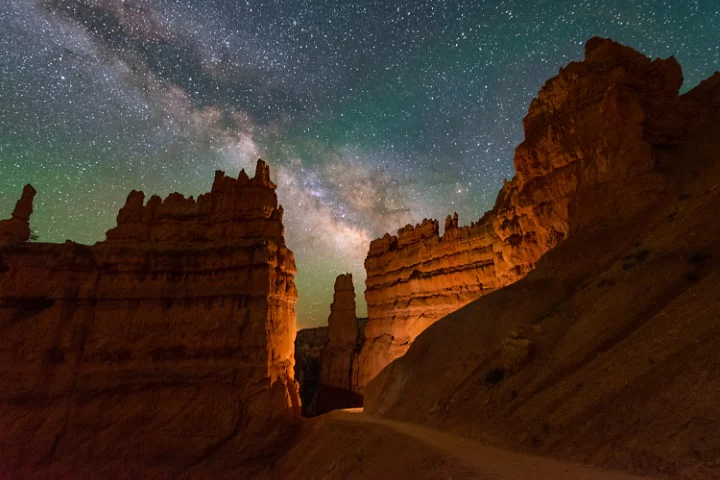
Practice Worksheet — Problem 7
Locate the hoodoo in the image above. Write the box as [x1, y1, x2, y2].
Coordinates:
[0, 160, 300, 477]
[0, 184, 37, 245]
[316, 273, 363, 414]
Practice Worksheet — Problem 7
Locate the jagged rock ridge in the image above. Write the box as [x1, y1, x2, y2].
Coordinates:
[106, 161, 284, 243]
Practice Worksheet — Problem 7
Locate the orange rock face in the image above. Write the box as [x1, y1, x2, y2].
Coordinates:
[316, 274, 363, 414]
[0, 160, 300, 475]
[0, 184, 37, 246]
[357, 37, 687, 392]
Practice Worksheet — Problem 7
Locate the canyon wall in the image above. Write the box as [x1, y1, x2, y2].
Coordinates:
[365, 40, 720, 477]
[356, 37, 683, 392]
[316, 274, 363, 414]
[0, 160, 300, 475]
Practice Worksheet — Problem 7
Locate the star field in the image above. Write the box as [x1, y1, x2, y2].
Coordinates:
[1, 0, 718, 327]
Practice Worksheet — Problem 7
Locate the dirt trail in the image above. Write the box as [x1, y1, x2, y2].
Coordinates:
[331, 409, 656, 480]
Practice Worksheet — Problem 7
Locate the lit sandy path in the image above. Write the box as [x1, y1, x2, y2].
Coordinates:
[331, 409, 657, 480]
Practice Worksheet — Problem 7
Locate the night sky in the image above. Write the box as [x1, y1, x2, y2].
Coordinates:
[1, 0, 718, 328]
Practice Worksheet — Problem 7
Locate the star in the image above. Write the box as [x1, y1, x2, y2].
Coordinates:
[0, 0, 718, 327]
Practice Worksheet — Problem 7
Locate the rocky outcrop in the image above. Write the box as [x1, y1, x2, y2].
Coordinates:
[0, 160, 300, 476]
[364, 40, 720, 477]
[316, 274, 363, 414]
[0, 184, 37, 245]
[356, 37, 686, 392]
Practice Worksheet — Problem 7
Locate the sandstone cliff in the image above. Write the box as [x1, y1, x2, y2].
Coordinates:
[363, 39, 720, 478]
[0, 160, 300, 477]
[356, 37, 685, 392]
[316, 274, 363, 414]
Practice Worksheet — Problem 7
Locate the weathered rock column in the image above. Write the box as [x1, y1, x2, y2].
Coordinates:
[316, 273, 363, 413]
[0, 184, 36, 245]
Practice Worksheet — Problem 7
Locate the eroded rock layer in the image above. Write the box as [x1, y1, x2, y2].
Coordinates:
[316, 274, 363, 414]
[0, 160, 300, 476]
[357, 37, 686, 391]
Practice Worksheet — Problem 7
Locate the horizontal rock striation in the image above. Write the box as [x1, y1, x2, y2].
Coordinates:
[357, 37, 690, 392]
[0, 160, 300, 475]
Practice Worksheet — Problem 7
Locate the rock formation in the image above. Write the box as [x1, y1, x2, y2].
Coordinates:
[363, 39, 720, 477]
[316, 274, 363, 414]
[105, 161, 284, 242]
[356, 37, 685, 392]
[326, 275, 360, 347]
[0, 184, 37, 245]
[0, 160, 300, 476]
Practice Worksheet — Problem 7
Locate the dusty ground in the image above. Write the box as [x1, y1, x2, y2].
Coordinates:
[271, 409, 657, 479]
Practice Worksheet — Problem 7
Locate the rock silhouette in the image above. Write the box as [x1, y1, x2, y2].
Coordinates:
[0, 184, 37, 245]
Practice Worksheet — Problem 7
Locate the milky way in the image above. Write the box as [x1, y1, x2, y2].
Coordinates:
[1, 0, 718, 327]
